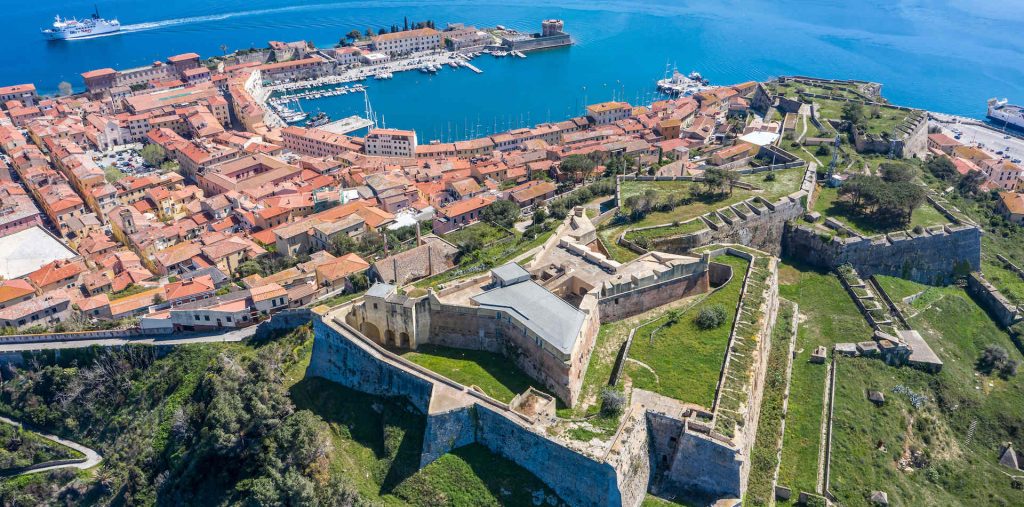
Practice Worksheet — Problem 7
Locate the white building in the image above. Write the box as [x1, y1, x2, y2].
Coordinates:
[370, 28, 441, 56]
[364, 129, 418, 158]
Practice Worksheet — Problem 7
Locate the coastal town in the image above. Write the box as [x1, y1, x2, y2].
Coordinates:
[0, 14, 1023, 507]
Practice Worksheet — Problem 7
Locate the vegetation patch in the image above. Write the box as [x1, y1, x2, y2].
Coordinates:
[775, 259, 874, 496]
[400, 345, 546, 403]
[626, 255, 749, 408]
[746, 300, 796, 506]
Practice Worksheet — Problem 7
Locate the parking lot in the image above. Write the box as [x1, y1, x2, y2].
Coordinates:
[930, 113, 1024, 164]
[89, 143, 161, 176]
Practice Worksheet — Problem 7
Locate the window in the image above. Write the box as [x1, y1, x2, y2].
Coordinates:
[194, 315, 200, 321]
[204, 315, 210, 321]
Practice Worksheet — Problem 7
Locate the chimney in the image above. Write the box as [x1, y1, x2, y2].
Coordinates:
[415, 221, 422, 246]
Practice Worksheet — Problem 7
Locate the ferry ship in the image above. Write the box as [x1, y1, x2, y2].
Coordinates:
[42, 7, 120, 40]
[988, 98, 1024, 131]
[306, 112, 330, 128]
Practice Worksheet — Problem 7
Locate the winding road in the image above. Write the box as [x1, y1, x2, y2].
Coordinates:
[0, 416, 101, 476]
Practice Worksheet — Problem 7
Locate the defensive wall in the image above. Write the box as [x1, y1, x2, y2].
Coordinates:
[782, 223, 981, 285]
[307, 310, 628, 506]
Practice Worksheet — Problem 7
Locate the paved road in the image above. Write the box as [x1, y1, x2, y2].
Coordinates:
[930, 113, 1024, 162]
[0, 416, 102, 475]
[0, 325, 257, 353]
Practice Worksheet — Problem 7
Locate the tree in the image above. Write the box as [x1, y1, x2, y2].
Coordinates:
[140, 144, 167, 167]
[559, 154, 597, 182]
[348, 272, 369, 292]
[346, 29, 362, 42]
[532, 207, 548, 225]
[219, 44, 228, 55]
[880, 162, 916, 183]
[481, 199, 520, 229]
[694, 304, 727, 330]
[357, 230, 385, 255]
[702, 167, 739, 195]
[236, 260, 264, 279]
[957, 170, 986, 196]
[404, 16, 409, 31]
[330, 234, 357, 256]
[365, 28, 374, 38]
[58, 81, 73, 96]
[926, 156, 958, 181]
[378, 28, 387, 35]
[104, 165, 126, 183]
[841, 101, 865, 126]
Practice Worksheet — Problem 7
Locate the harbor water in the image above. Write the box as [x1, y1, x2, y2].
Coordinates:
[6, 0, 1024, 141]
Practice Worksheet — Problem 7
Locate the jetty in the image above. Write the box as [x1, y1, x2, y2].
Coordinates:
[464, 62, 484, 74]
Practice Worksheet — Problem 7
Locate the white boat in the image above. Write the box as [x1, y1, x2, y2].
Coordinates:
[42, 7, 120, 40]
[657, 69, 710, 96]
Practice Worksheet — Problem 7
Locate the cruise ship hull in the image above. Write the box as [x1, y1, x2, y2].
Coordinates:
[44, 24, 120, 40]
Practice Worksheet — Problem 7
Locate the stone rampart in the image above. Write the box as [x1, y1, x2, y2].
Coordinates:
[782, 224, 981, 285]
[307, 317, 435, 413]
[649, 195, 806, 256]
[254, 308, 314, 340]
[475, 404, 624, 506]
[966, 272, 1021, 328]
[647, 413, 743, 499]
[598, 264, 709, 322]
[0, 326, 171, 345]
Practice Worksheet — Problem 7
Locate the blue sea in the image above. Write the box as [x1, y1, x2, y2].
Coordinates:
[7, 0, 1024, 141]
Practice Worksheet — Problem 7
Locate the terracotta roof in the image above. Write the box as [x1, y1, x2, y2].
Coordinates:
[249, 283, 287, 302]
[26, 259, 85, 288]
[438, 196, 495, 218]
[0, 279, 35, 304]
[315, 252, 370, 282]
[164, 275, 215, 301]
[1000, 192, 1024, 216]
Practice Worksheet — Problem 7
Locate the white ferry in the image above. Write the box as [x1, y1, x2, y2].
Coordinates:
[42, 7, 121, 40]
[988, 98, 1024, 131]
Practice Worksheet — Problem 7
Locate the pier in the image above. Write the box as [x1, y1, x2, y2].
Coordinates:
[463, 62, 484, 74]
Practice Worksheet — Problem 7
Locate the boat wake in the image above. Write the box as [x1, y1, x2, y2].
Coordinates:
[119, 2, 350, 34]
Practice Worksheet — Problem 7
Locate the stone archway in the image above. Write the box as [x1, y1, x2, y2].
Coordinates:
[362, 322, 382, 343]
[384, 329, 397, 348]
[398, 332, 410, 348]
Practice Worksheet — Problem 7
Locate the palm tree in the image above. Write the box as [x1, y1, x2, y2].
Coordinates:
[220, 44, 228, 56]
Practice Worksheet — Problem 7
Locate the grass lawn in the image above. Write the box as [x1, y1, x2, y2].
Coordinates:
[603, 168, 805, 262]
[392, 444, 564, 507]
[292, 374, 564, 505]
[400, 345, 542, 403]
[813, 185, 948, 236]
[625, 255, 749, 408]
[443, 221, 510, 247]
[828, 277, 1024, 506]
[624, 219, 707, 242]
[745, 300, 797, 506]
[775, 259, 874, 497]
[981, 259, 1024, 305]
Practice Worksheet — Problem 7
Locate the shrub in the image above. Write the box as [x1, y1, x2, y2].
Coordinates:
[599, 387, 626, 417]
[694, 304, 728, 330]
[977, 345, 1019, 379]
[763, 172, 777, 182]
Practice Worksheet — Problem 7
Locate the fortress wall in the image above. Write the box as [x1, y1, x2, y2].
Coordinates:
[474, 404, 625, 507]
[782, 224, 981, 285]
[420, 406, 477, 468]
[307, 317, 434, 413]
[966, 272, 1021, 328]
[598, 270, 709, 322]
[647, 413, 743, 499]
[650, 196, 806, 256]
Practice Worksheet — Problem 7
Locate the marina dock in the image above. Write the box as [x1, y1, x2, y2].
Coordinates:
[463, 62, 484, 74]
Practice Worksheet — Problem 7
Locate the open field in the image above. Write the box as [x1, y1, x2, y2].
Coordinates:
[827, 276, 1024, 506]
[625, 255, 749, 408]
[775, 259, 874, 497]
